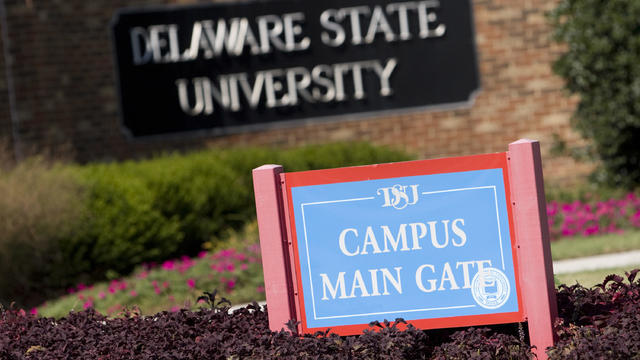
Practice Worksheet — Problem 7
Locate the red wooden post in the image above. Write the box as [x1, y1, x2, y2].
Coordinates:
[508, 139, 558, 359]
[252, 165, 296, 331]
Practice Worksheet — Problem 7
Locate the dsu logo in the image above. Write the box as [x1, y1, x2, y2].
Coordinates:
[377, 184, 420, 210]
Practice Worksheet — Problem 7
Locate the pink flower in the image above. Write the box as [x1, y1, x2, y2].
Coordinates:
[583, 224, 599, 236]
[198, 251, 208, 258]
[226, 279, 236, 291]
[154, 287, 162, 295]
[162, 281, 170, 289]
[77, 283, 86, 291]
[177, 259, 194, 273]
[257, 286, 265, 293]
[632, 210, 640, 226]
[129, 290, 138, 297]
[240, 264, 248, 271]
[108, 286, 116, 294]
[30, 308, 38, 316]
[162, 260, 175, 270]
[187, 278, 196, 289]
[170, 306, 180, 312]
[137, 271, 148, 279]
[98, 291, 106, 300]
[83, 301, 93, 310]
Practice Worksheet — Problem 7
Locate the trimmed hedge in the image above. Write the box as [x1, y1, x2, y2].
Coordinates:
[70, 142, 412, 277]
[0, 143, 411, 308]
[2, 269, 639, 359]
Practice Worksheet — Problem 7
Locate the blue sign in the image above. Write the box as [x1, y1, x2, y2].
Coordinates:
[290, 168, 518, 329]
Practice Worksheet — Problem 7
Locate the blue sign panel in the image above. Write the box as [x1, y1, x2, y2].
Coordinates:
[290, 168, 518, 329]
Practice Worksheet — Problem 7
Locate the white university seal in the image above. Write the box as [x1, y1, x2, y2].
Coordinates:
[471, 267, 510, 310]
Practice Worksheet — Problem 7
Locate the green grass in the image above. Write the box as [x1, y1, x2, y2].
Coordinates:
[552, 231, 640, 287]
[555, 266, 638, 288]
[38, 223, 266, 318]
[551, 229, 640, 260]
[37, 222, 640, 316]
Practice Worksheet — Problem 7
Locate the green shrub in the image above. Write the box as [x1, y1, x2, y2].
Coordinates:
[550, 0, 640, 188]
[0, 142, 411, 307]
[68, 165, 185, 278]
[0, 159, 86, 307]
[70, 143, 410, 277]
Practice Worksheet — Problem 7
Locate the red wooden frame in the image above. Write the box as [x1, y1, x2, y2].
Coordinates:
[253, 139, 557, 359]
[283, 152, 524, 335]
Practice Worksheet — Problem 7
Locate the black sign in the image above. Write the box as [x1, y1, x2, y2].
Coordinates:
[111, 0, 479, 138]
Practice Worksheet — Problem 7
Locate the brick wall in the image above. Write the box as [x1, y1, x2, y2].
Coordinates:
[0, 0, 589, 185]
[0, 3, 13, 157]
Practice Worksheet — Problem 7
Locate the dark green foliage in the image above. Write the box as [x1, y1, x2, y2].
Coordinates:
[0, 142, 411, 307]
[3, 270, 640, 359]
[549, 270, 640, 359]
[0, 304, 529, 359]
[550, 0, 640, 188]
[431, 327, 532, 360]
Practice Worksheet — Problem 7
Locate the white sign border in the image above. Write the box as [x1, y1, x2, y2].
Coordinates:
[299, 185, 507, 321]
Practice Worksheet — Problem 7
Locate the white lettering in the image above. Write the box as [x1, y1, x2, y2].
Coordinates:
[451, 218, 467, 247]
[257, 14, 286, 53]
[409, 222, 426, 250]
[320, 272, 351, 300]
[339, 228, 359, 256]
[381, 267, 403, 295]
[149, 25, 170, 63]
[176, 78, 205, 115]
[286, 67, 314, 105]
[415, 264, 437, 292]
[130, 27, 152, 65]
[282, 12, 310, 51]
[349, 270, 371, 297]
[381, 224, 410, 253]
[362, 226, 383, 254]
[371, 58, 398, 97]
[438, 262, 460, 291]
[365, 6, 396, 44]
[369, 269, 381, 296]
[311, 65, 336, 102]
[418, 0, 446, 38]
[320, 9, 346, 47]
[387, 2, 416, 41]
[341, 6, 370, 45]
[456, 260, 476, 289]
